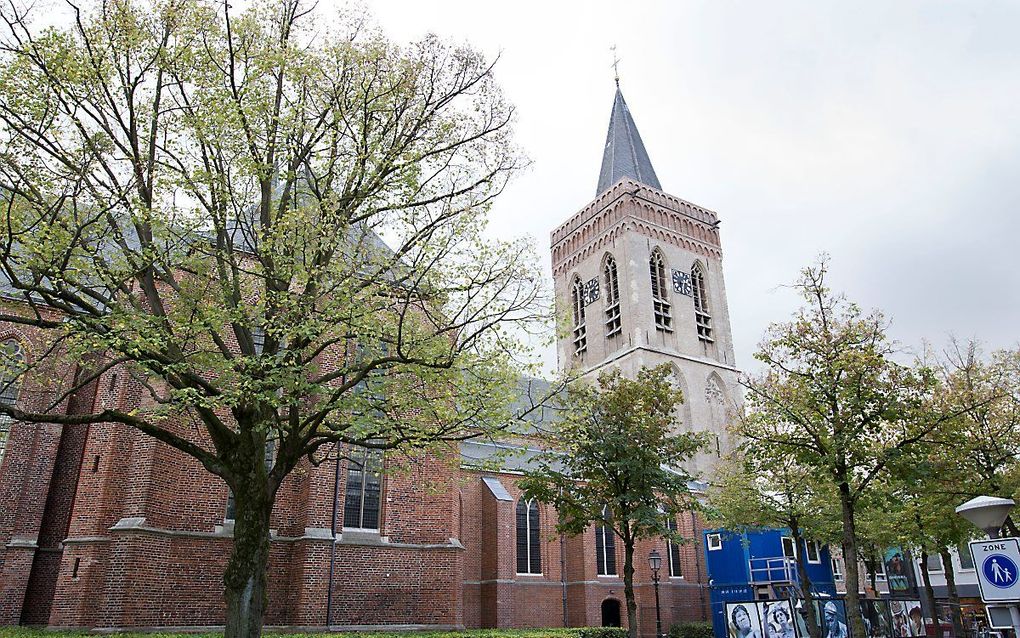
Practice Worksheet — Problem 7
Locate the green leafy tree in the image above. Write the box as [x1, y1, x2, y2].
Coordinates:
[520, 365, 706, 638]
[740, 258, 948, 638]
[709, 448, 838, 638]
[0, 1, 547, 636]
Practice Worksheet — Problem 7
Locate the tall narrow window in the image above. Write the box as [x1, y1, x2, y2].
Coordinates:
[666, 516, 682, 577]
[571, 276, 587, 355]
[516, 498, 542, 574]
[226, 438, 276, 521]
[596, 507, 617, 575]
[343, 446, 383, 530]
[603, 255, 622, 338]
[0, 339, 25, 467]
[649, 251, 672, 331]
[691, 263, 713, 341]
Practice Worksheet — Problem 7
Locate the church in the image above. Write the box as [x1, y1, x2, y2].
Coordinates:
[0, 84, 741, 633]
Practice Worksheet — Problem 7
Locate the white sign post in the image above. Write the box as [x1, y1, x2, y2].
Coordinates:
[969, 538, 1020, 636]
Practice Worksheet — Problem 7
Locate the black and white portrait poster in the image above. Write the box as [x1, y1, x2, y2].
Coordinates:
[727, 602, 765, 638]
[762, 600, 797, 638]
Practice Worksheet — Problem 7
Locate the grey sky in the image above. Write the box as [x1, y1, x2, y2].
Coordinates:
[366, 0, 1020, 374]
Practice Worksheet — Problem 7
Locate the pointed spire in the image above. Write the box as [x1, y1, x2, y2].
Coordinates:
[596, 87, 662, 196]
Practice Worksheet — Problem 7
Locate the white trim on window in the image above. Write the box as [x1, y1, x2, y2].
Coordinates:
[781, 536, 797, 559]
[707, 533, 722, 551]
[805, 540, 822, 564]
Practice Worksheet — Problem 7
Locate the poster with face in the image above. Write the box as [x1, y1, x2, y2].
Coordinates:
[872, 601, 894, 638]
[815, 600, 849, 638]
[890, 601, 913, 637]
[727, 602, 765, 638]
[903, 601, 924, 637]
[762, 600, 797, 638]
[883, 548, 912, 593]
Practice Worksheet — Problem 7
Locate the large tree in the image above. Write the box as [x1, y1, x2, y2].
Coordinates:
[0, 1, 547, 636]
[740, 259, 949, 638]
[520, 365, 706, 638]
[709, 448, 838, 638]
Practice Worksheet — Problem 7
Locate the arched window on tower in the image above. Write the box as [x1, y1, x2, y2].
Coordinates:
[603, 254, 622, 338]
[649, 250, 672, 331]
[691, 262, 713, 341]
[516, 498, 541, 574]
[0, 339, 25, 467]
[571, 276, 587, 355]
[595, 506, 617, 575]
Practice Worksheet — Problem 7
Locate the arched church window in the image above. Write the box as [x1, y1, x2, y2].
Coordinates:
[516, 498, 541, 574]
[603, 254, 622, 338]
[666, 515, 682, 577]
[0, 339, 25, 467]
[649, 250, 672, 331]
[571, 276, 587, 355]
[595, 506, 617, 575]
[343, 446, 383, 530]
[691, 262, 713, 341]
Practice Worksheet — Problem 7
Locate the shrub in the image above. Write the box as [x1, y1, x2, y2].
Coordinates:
[577, 628, 629, 638]
[669, 621, 715, 638]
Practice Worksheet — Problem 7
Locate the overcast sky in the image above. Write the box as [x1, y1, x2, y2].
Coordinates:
[362, 0, 1020, 373]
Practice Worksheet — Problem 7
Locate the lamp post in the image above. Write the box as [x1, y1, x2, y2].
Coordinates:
[955, 496, 1020, 637]
[649, 549, 663, 638]
[955, 496, 1015, 539]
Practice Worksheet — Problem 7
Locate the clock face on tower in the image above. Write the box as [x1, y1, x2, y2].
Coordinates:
[672, 269, 692, 296]
[583, 278, 600, 305]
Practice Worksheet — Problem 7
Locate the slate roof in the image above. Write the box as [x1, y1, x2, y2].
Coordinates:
[596, 87, 662, 195]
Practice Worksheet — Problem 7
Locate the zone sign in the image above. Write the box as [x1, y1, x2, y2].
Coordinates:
[969, 537, 1020, 603]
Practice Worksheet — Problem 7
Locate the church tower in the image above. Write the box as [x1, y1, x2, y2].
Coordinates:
[551, 86, 741, 476]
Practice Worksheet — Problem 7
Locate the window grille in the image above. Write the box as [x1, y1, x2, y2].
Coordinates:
[649, 251, 672, 331]
[342, 446, 383, 530]
[691, 263, 713, 341]
[516, 498, 542, 574]
[0, 339, 25, 468]
[666, 516, 682, 577]
[571, 276, 587, 355]
[603, 255, 621, 337]
[596, 507, 617, 575]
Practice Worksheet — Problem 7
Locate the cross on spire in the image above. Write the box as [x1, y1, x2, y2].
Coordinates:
[610, 45, 620, 87]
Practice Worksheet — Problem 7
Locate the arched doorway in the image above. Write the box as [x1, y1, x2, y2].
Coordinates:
[601, 598, 622, 627]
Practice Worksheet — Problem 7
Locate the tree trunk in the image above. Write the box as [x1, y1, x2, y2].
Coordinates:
[920, 549, 942, 638]
[939, 547, 965, 638]
[623, 533, 638, 638]
[839, 484, 868, 638]
[789, 521, 823, 638]
[224, 473, 273, 638]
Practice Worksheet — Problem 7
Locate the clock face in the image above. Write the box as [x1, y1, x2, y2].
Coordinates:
[672, 269, 692, 296]
[583, 278, 600, 305]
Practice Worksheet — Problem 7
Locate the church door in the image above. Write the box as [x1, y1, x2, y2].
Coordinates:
[602, 598, 622, 627]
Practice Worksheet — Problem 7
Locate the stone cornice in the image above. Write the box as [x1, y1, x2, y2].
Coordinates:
[550, 179, 724, 276]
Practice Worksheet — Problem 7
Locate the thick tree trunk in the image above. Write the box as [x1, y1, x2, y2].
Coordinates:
[838, 484, 868, 638]
[789, 521, 823, 638]
[939, 547, 965, 638]
[920, 549, 942, 638]
[224, 474, 273, 638]
[623, 534, 638, 638]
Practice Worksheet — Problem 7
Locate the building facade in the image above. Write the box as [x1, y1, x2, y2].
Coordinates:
[0, 85, 740, 632]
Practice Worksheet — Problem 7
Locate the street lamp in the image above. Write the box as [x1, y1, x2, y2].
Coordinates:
[955, 496, 1015, 539]
[649, 549, 663, 638]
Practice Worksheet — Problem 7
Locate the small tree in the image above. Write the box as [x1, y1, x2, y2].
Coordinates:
[741, 258, 948, 638]
[709, 449, 837, 638]
[520, 365, 706, 638]
[0, 2, 546, 636]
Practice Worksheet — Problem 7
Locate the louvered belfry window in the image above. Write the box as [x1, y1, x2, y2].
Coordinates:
[603, 254, 622, 338]
[649, 251, 672, 331]
[691, 263, 713, 341]
[571, 276, 587, 355]
[516, 498, 541, 574]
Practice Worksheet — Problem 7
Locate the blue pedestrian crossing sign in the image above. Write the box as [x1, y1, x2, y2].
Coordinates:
[970, 538, 1020, 603]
